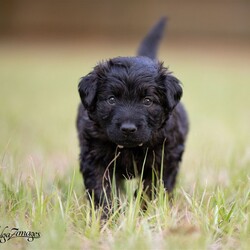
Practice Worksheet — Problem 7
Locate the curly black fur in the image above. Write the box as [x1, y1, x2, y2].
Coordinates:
[76, 18, 189, 209]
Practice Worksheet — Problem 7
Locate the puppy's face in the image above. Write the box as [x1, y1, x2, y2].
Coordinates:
[78, 57, 182, 147]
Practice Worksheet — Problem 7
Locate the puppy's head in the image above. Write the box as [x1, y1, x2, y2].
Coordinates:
[78, 57, 182, 147]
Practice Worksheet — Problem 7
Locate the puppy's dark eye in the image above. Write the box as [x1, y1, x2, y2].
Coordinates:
[107, 96, 116, 105]
[143, 97, 153, 106]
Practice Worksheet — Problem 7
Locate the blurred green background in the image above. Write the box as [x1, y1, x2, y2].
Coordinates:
[0, 0, 249, 190]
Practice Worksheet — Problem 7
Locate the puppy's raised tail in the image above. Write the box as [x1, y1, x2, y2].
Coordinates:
[137, 17, 167, 60]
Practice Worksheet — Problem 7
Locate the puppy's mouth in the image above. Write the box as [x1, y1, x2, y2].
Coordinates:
[107, 127, 151, 148]
[117, 142, 143, 149]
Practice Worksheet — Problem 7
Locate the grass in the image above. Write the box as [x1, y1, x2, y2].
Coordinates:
[0, 39, 249, 249]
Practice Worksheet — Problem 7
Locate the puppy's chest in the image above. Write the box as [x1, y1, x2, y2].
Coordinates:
[116, 149, 152, 178]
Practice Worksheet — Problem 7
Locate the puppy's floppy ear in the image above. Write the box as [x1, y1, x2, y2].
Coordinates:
[157, 64, 183, 112]
[78, 72, 97, 111]
[164, 73, 183, 111]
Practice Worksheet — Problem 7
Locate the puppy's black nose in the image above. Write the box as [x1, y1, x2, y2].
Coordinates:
[120, 122, 137, 134]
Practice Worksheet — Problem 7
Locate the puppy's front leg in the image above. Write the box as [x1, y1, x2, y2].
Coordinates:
[163, 144, 184, 195]
[80, 160, 113, 212]
[163, 161, 179, 194]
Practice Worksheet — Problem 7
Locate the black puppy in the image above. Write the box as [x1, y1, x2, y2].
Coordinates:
[77, 18, 188, 210]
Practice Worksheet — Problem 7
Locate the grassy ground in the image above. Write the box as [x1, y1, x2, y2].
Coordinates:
[0, 39, 249, 250]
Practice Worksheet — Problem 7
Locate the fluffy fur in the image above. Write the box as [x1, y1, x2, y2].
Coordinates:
[76, 18, 189, 210]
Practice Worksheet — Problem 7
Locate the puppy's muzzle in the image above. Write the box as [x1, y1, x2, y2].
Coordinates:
[117, 122, 144, 148]
[120, 122, 137, 135]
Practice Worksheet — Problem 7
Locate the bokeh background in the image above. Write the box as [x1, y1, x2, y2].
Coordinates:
[1, 0, 250, 40]
[0, 0, 250, 187]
